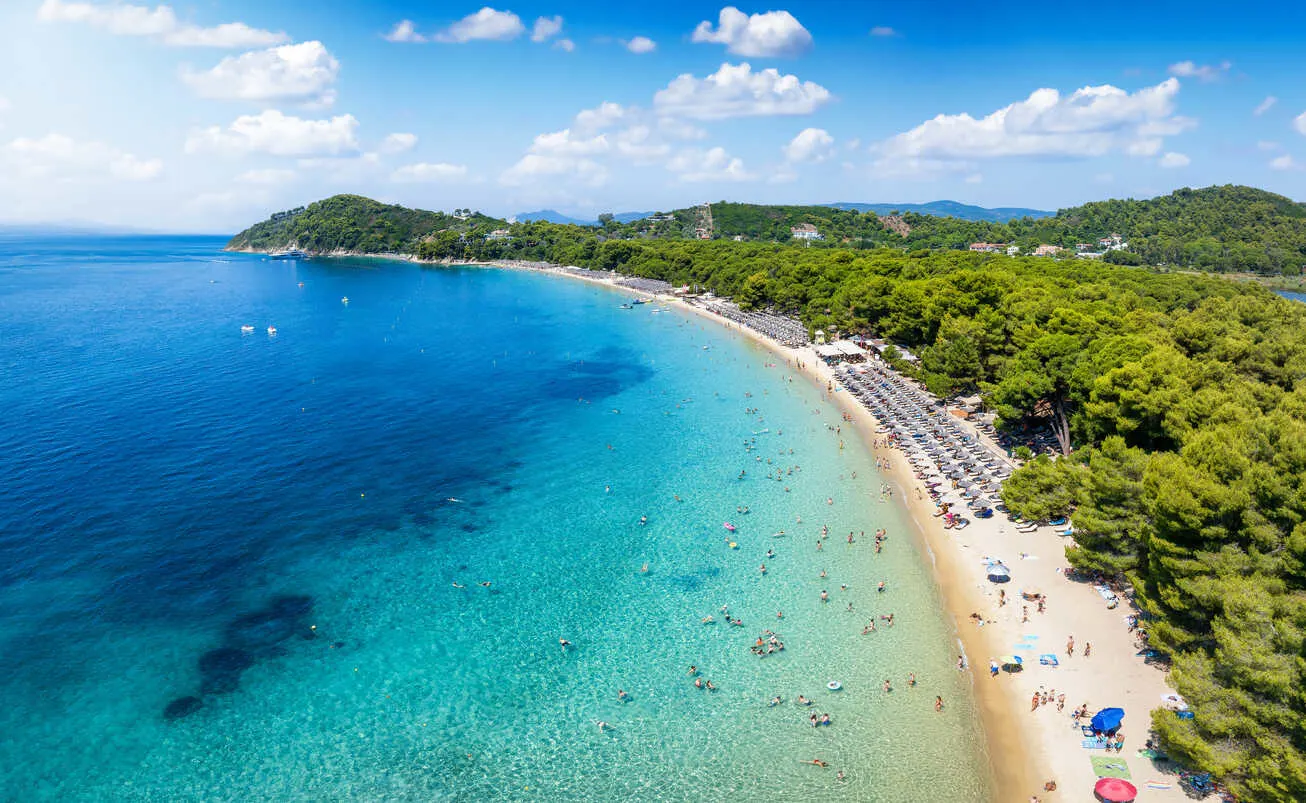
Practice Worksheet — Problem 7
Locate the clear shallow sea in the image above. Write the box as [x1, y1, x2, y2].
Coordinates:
[0, 236, 990, 801]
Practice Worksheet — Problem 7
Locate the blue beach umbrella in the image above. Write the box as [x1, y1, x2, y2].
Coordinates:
[1090, 707, 1125, 733]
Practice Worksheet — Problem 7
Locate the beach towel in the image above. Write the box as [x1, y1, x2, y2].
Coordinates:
[1090, 756, 1132, 779]
[1082, 739, 1108, 749]
[1095, 584, 1119, 602]
[1039, 654, 1059, 666]
[1145, 782, 1173, 790]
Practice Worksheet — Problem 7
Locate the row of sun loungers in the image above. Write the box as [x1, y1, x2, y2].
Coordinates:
[695, 300, 811, 347]
[837, 363, 1014, 518]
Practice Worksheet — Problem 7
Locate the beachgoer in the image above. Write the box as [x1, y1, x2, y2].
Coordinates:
[990, 661, 999, 678]
[908, 672, 916, 687]
[618, 689, 628, 701]
[806, 759, 828, 768]
[694, 678, 704, 689]
[451, 582, 465, 588]
[559, 638, 571, 649]
[820, 713, 831, 725]
[810, 714, 818, 727]
[597, 720, 610, 732]
[1066, 636, 1075, 657]
[705, 680, 716, 691]
[797, 695, 810, 706]
[820, 590, 829, 603]
[836, 770, 846, 781]
[770, 696, 782, 707]
[688, 665, 697, 675]
[935, 696, 944, 712]
[883, 679, 891, 693]
[1084, 642, 1092, 657]
[877, 581, 886, 593]
[1030, 692, 1040, 712]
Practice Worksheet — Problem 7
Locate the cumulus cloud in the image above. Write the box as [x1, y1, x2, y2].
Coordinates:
[500, 154, 607, 187]
[574, 102, 627, 133]
[869, 26, 897, 37]
[659, 118, 708, 140]
[185, 110, 359, 157]
[380, 132, 418, 154]
[529, 129, 611, 156]
[1159, 151, 1190, 168]
[391, 162, 468, 182]
[691, 7, 812, 57]
[615, 126, 670, 162]
[37, 0, 287, 47]
[6, 133, 162, 181]
[181, 41, 339, 107]
[784, 127, 834, 162]
[1270, 154, 1298, 171]
[653, 62, 831, 120]
[554, 38, 575, 52]
[384, 20, 425, 43]
[434, 7, 524, 43]
[1254, 96, 1277, 116]
[625, 36, 657, 54]
[1294, 111, 1306, 136]
[880, 79, 1190, 162]
[235, 168, 295, 184]
[667, 147, 753, 183]
[531, 15, 563, 42]
[1168, 60, 1230, 82]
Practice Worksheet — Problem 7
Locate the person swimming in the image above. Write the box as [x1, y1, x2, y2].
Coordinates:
[559, 638, 571, 649]
[797, 695, 811, 706]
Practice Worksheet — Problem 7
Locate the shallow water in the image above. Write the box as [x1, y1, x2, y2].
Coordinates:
[0, 237, 991, 801]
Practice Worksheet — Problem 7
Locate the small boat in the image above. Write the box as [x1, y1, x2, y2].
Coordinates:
[240, 325, 254, 333]
[619, 303, 633, 310]
[723, 522, 736, 532]
[267, 326, 277, 335]
[341, 296, 349, 304]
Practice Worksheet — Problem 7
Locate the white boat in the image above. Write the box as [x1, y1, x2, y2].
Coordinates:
[267, 326, 277, 335]
[240, 325, 254, 333]
[269, 249, 308, 260]
[341, 296, 349, 304]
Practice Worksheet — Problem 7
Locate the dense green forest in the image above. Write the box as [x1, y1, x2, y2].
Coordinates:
[230, 185, 1306, 274]
[230, 192, 1306, 799]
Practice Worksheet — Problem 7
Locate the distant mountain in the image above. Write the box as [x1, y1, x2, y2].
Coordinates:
[513, 210, 655, 226]
[513, 210, 595, 226]
[0, 221, 164, 236]
[827, 201, 1052, 223]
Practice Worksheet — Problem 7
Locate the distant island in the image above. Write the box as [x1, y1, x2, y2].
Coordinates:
[230, 185, 1306, 275]
[825, 200, 1052, 222]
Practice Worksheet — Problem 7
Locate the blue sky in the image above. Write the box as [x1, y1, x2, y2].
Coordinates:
[2, 0, 1305, 231]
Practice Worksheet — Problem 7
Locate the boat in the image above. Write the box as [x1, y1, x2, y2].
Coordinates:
[267, 326, 277, 335]
[240, 325, 254, 333]
[341, 296, 349, 304]
[269, 249, 308, 260]
[631, 299, 648, 305]
[619, 303, 633, 310]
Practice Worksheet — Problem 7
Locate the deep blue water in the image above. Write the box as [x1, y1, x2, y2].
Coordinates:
[0, 236, 989, 800]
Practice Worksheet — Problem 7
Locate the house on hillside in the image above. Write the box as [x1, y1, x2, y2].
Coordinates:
[694, 228, 711, 240]
[485, 229, 513, 242]
[968, 242, 1005, 253]
[1098, 233, 1127, 251]
[1033, 244, 1064, 257]
[791, 223, 824, 241]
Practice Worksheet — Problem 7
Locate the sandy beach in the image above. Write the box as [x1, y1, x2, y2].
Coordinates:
[520, 264, 1192, 803]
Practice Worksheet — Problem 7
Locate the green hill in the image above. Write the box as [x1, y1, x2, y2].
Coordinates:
[225, 195, 503, 254]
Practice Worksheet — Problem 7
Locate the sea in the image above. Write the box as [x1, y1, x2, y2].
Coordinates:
[0, 235, 991, 801]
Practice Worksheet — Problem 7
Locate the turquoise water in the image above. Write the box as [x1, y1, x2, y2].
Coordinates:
[0, 236, 990, 801]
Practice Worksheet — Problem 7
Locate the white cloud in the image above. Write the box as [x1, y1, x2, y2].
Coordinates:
[500, 154, 607, 187]
[384, 20, 425, 43]
[869, 26, 897, 37]
[625, 36, 656, 54]
[691, 7, 812, 58]
[784, 127, 834, 162]
[6, 133, 162, 181]
[185, 110, 359, 157]
[235, 168, 295, 184]
[880, 79, 1189, 161]
[659, 117, 709, 140]
[380, 132, 418, 154]
[1257, 140, 1280, 152]
[37, 0, 287, 47]
[1270, 154, 1298, 171]
[1254, 96, 1277, 116]
[1094, 172, 1114, 184]
[554, 38, 575, 52]
[1294, 112, 1306, 136]
[667, 146, 753, 182]
[653, 62, 831, 120]
[574, 102, 627, 133]
[1158, 151, 1190, 168]
[181, 41, 339, 107]
[530, 129, 611, 156]
[391, 162, 468, 183]
[434, 7, 524, 43]
[615, 126, 670, 162]
[1167, 60, 1230, 82]
[964, 173, 983, 184]
[531, 15, 563, 42]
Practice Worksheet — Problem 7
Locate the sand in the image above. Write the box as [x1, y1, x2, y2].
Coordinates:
[500, 264, 1194, 802]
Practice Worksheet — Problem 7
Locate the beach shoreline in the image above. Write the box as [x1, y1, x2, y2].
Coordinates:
[515, 262, 1189, 803]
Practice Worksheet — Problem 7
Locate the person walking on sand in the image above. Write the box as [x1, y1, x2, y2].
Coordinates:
[935, 696, 944, 712]
[1084, 642, 1092, 657]
[1066, 635, 1075, 657]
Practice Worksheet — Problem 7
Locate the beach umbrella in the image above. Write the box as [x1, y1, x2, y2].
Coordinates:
[1090, 707, 1125, 733]
[986, 563, 1011, 583]
[1093, 778, 1137, 802]
[999, 655, 1023, 671]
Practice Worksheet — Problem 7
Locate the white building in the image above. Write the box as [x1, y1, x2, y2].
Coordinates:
[791, 223, 824, 241]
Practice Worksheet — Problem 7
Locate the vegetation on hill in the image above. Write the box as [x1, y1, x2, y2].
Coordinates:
[232, 192, 1306, 799]
[225, 195, 502, 254]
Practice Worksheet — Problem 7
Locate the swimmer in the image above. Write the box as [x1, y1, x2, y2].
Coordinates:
[688, 665, 698, 676]
[877, 581, 886, 593]
[836, 770, 846, 781]
[810, 714, 818, 727]
[559, 638, 571, 649]
[597, 720, 611, 732]
[702, 616, 715, 624]
[639, 515, 648, 525]
[759, 563, 767, 575]
[935, 696, 944, 712]
[694, 678, 704, 689]
[797, 695, 811, 706]
[820, 590, 829, 603]
[776, 610, 783, 619]
[769, 696, 782, 707]
[805, 759, 828, 768]
[705, 680, 716, 691]
[819, 569, 827, 578]
[479, 581, 492, 588]
[618, 689, 629, 701]
[909, 672, 917, 687]
[883, 679, 892, 693]
[451, 582, 465, 588]
[820, 713, 831, 725]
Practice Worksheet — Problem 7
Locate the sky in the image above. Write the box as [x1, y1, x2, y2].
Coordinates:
[2, 0, 1306, 232]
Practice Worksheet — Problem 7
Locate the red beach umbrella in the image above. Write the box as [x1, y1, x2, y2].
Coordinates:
[1094, 777, 1138, 802]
